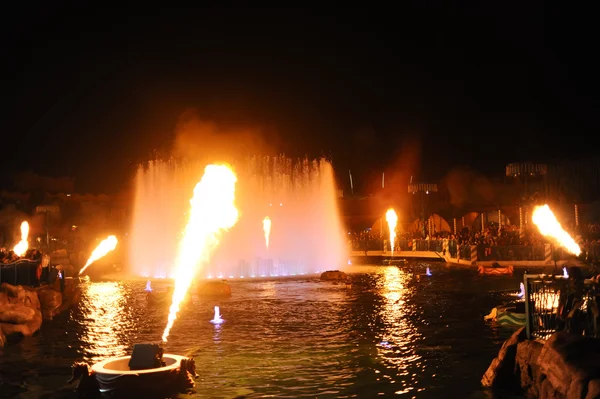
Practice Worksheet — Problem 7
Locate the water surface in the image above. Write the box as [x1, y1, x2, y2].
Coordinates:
[0, 262, 538, 398]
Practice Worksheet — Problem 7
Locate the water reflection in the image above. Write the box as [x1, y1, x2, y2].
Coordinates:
[0, 263, 525, 398]
[78, 282, 131, 362]
[377, 266, 423, 394]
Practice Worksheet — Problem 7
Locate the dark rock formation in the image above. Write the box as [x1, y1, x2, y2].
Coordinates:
[320, 270, 348, 282]
[0, 283, 43, 347]
[483, 329, 600, 398]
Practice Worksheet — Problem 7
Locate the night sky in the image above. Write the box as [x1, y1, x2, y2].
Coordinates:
[2, 5, 598, 193]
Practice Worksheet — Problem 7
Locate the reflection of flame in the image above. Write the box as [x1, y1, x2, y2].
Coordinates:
[532, 205, 581, 256]
[13, 221, 29, 257]
[386, 208, 398, 256]
[80, 282, 128, 362]
[263, 216, 271, 249]
[162, 164, 239, 343]
[79, 235, 118, 275]
[539, 291, 560, 310]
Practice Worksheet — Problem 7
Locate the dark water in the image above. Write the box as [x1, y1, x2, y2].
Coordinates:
[0, 262, 545, 398]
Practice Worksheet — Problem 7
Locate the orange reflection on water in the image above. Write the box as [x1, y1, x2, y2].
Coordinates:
[377, 266, 423, 392]
[79, 282, 130, 363]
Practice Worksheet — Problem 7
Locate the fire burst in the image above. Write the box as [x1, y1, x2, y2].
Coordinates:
[263, 216, 271, 249]
[386, 208, 398, 256]
[162, 164, 239, 343]
[79, 235, 119, 275]
[13, 221, 30, 257]
[532, 204, 581, 256]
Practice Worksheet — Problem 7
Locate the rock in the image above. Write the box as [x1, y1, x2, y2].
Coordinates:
[0, 283, 44, 347]
[320, 270, 348, 281]
[37, 287, 63, 320]
[0, 304, 36, 324]
[1, 283, 40, 310]
[586, 379, 600, 399]
[516, 339, 544, 395]
[481, 327, 526, 389]
[538, 332, 600, 398]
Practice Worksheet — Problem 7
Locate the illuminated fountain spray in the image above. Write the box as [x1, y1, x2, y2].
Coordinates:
[426, 267, 432, 276]
[532, 204, 581, 256]
[130, 156, 347, 279]
[263, 216, 271, 249]
[79, 235, 118, 275]
[145, 280, 153, 292]
[162, 164, 239, 343]
[386, 208, 398, 256]
[13, 221, 29, 257]
[210, 306, 224, 325]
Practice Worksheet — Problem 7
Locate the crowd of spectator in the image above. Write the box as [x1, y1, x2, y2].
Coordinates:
[348, 221, 600, 262]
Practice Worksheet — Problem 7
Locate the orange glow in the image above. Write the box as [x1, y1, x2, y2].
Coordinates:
[532, 204, 581, 256]
[386, 209, 398, 256]
[13, 221, 29, 257]
[263, 216, 271, 249]
[79, 235, 118, 275]
[162, 164, 239, 342]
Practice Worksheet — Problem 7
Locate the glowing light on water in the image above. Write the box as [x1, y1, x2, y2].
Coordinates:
[263, 216, 271, 249]
[79, 235, 118, 275]
[12, 221, 29, 257]
[145, 280, 153, 292]
[162, 164, 239, 343]
[563, 267, 569, 278]
[386, 208, 398, 256]
[532, 205, 581, 256]
[426, 267, 431, 276]
[210, 306, 224, 324]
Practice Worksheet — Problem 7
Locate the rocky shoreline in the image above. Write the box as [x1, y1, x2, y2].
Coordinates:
[0, 279, 81, 348]
[482, 327, 600, 398]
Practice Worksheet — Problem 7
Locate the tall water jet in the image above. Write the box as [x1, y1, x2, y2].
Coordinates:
[386, 208, 398, 256]
[263, 216, 271, 249]
[129, 155, 347, 279]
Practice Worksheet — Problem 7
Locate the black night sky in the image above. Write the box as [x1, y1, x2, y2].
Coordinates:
[2, 4, 599, 193]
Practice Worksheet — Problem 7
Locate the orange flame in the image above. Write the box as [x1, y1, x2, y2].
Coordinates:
[13, 221, 29, 257]
[79, 235, 118, 275]
[386, 208, 398, 256]
[532, 204, 581, 256]
[162, 164, 239, 343]
[263, 216, 271, 249]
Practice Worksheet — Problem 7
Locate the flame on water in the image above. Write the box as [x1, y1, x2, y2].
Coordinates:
[531, 205, 581, 256]
[79, 235, 118, 275]
[13, 221, 30, 257]
[263, 216, 271, 249]
[162, 164, 239, 343]
[386, 208, 398, 256]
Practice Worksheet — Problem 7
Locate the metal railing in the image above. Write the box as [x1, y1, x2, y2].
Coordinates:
[524, 272, 599, 340]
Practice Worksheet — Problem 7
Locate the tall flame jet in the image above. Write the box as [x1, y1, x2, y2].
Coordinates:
[79, 235, 118, 275]
[532, 204, 581, 256]
[13, 221, 30, 257]
[162, 164, 239, 343]
[386, 208, 398, 256]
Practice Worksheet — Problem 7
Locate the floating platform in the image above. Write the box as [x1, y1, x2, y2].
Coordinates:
[478, 264, 514, 276]
[92, 354, 188, 393]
